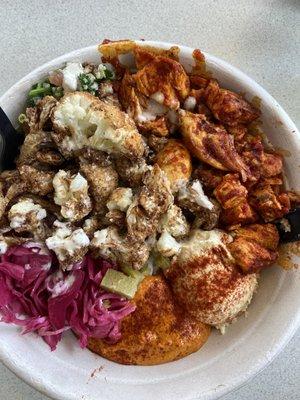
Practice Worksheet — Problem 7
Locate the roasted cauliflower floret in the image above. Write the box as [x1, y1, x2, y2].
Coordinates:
[80, 161, 118, 212]
[17, 131, 53, 166]
[35, 149, 64, 166]
[53, 170, 92, 221]
[126, 165, 173, 241]
[107, 187, 133, 212]
[114, 156, 149, 187]
[204, 80, 260, 126]
[19, 165, 54, 196]
[155, 140, 192, 193]
[229, 224, 279, 273]
[46, 220, 90, 270]
[8, 198, 47, 239]
[91, 226, 149, 269]
[214, 174, 257, 226]
[21, 96, 57, 134]
[179, 111, 250, 181]
[52, 92, 145, 158]
[104, 209, 126, 228]
[178, 180, 214, 211]
[156, 231, 181, 257]
[83, 215, 103, 238]
[158, 204, 190, 238]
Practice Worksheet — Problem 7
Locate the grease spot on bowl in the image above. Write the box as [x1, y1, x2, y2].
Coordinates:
[274, 147, 291, 157]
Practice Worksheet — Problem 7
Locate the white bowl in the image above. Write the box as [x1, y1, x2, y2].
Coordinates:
[0, 41, 299, 400]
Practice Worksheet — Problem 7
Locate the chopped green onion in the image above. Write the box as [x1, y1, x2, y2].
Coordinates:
[18, 113, 27, 124]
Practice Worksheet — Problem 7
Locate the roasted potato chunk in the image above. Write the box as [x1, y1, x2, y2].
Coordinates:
[155, 139, 192, 192]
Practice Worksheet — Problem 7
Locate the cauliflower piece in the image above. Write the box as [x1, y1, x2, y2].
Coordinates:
[126, 165, 173, 242]
[35, 149, 64, 166]
[17, 132, 53, 166]
[19, 165, 54, 196]
[83, 215, 103, 238]
[80, 161, 118, 211]
[8, 198, 47, 239]
[155, 139, 192, 192]
[107, 188, 133, 212]
[53, 170, 92, 221]
[22, 96, 57, 134]
[114, 156, 149, 187]
[46, 221, 90, 270]
[61, 62, 84, 92]
[104, 209, 126, 228]
[91, 226, 149, 270]
[156, 231, 181, 257]
[52, 92, 145, 158]
[178, 180, 214, 210]
[158, 204, 189, 238]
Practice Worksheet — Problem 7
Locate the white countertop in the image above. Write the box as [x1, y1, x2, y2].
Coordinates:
[0, 0, 299, 399]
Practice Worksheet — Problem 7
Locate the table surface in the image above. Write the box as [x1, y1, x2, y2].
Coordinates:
[0, 0, 299, 399]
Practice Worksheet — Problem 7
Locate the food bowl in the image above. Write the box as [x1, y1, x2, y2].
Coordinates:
[0, 40, 299, 400]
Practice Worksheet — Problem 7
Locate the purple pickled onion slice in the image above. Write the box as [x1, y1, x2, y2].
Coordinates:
[0, 244, 136, 351]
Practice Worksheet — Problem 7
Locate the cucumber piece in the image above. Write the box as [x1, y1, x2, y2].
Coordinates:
[100, 269, 139, 299]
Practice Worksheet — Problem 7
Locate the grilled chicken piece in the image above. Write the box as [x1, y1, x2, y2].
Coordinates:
[134, 45, 180, 69]
[155, 139, 192, 192]
[193, 167, 224, 191]
[88, 275, 210, 365]
[204, 80, 260, 126]
[229, 223, 279, 273]
[260, 152, 283, 178]
[214, 174, 257, 226]
[134, 56, 190, 110]
[179, 111, 250, 181]
[249, 184, 290, 222]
